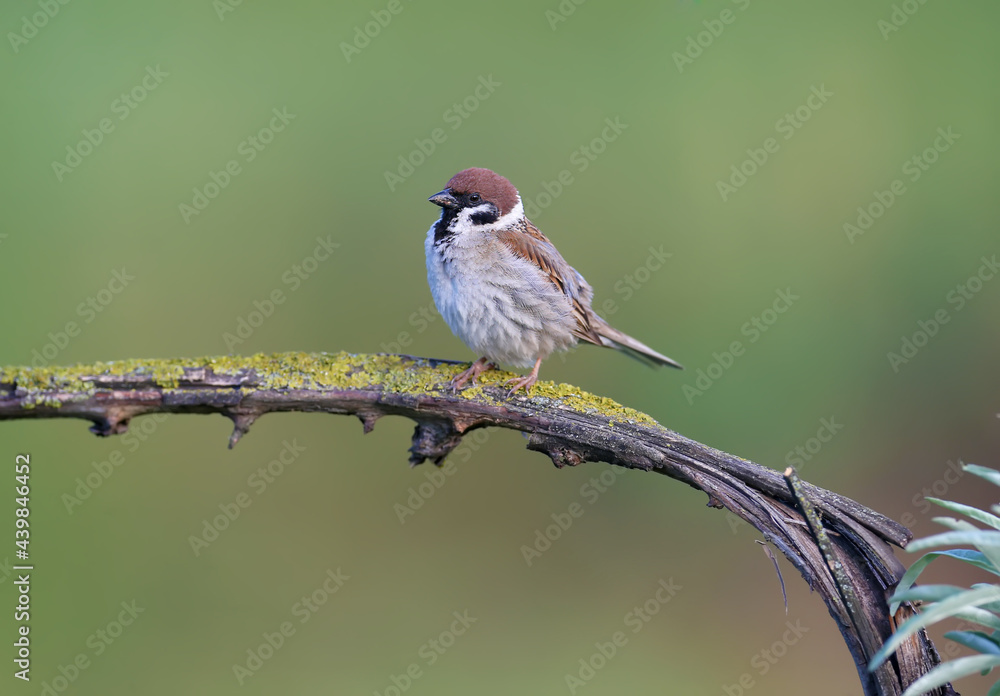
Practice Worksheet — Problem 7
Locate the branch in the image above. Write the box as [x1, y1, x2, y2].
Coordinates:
[0, 352, 953, 695]
[786, 467, 903, 695]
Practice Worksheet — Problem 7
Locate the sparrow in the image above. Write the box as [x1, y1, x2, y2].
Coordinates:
[425, 167, 682, 395]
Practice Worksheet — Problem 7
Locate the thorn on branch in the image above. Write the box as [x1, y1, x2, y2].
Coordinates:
[90, 415, 131, 437]
[357, 411, 381, 435]
[526, 434, 587, 469]
[227, 412, 259, 449]
[706, 493, 726, 509]
[89, 406, 137, 437]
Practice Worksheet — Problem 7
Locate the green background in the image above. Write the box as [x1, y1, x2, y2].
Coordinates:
[2, 0, 999, 694]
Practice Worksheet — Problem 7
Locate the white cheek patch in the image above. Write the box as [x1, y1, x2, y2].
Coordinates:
[494, 198, 524, 229]
[447, 196, 525, 236]
[451, 203, 495, 233]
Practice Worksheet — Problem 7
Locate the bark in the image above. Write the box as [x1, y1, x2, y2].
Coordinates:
[0, 351, 955, 695]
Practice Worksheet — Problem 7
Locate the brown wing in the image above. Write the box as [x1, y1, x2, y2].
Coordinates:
[494, 221, 605, 346]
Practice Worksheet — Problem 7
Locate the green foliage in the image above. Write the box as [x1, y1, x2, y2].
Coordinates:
[870, 464, 1000, 695]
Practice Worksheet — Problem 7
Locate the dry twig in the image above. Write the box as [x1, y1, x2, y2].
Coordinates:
[0, 352, 955, 695]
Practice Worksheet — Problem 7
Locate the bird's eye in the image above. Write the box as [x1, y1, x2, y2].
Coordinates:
[469, 193, 481, 203]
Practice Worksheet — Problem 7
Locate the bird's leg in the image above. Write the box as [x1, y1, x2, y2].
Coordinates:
[450, 357, 497, 390]
[504, 357, 543, 397]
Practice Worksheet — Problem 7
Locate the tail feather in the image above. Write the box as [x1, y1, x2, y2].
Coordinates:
[594, 323, 683, 370]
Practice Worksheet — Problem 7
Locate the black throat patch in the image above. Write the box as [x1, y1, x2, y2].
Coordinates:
[433, 209, 459, 243]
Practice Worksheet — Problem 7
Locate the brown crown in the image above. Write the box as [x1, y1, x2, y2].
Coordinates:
[445, 168, 520, 216]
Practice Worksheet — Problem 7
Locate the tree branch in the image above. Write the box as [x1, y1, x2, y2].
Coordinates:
[0, 351, 954, 695]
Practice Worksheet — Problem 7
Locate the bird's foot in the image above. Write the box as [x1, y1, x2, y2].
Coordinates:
[504, 374, 538, 396]
[450, 357, 496, 391]
[504, 357, 543, 397]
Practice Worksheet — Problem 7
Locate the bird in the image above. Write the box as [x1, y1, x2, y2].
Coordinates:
[425, 167, 682, 395]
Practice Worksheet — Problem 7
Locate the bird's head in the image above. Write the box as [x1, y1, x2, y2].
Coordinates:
[429, 167, 522, 233]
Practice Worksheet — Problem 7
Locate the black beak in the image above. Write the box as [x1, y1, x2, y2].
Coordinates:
[428, 190, 459, 209]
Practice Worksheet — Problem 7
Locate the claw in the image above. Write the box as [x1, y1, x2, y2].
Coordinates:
[504, 375, 537, 396]
[449, 357, 496, 391]
[504, 356, 543, 397]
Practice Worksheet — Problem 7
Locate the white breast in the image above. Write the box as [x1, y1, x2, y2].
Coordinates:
[424, 223, 578, 368]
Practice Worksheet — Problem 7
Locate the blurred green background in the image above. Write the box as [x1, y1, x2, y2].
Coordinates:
[2, 0, 998, 694]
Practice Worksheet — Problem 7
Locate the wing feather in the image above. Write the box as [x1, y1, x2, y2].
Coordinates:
[494, 221, 604, 346]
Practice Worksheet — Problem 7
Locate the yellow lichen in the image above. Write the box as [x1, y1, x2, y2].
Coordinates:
[0, 352, 663, 428]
